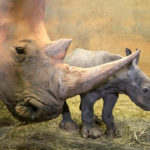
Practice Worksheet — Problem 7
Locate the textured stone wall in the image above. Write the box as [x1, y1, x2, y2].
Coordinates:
[45, 0, 150, 73]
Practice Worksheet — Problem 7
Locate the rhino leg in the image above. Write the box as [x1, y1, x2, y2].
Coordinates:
[59, 101, 78, 131]
[102, 93, 119, 137]
[80, 93, 103, 139]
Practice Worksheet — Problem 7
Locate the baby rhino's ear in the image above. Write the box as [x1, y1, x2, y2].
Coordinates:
[125, 48, 132, 56]
[125, 48, 140, 65]
[45, 39, 72, 61]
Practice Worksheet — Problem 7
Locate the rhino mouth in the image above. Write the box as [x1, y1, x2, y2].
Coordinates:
[15, 98, 40, 122]
[133, 96, 150, 111]
[127, 90, 150, 111]
[136, 103, 150, 111]
[14, 96, 63, 122]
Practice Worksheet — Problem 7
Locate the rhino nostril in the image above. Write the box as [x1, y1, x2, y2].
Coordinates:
[143, 88, 148, 93]
[15, 47, 25, 55]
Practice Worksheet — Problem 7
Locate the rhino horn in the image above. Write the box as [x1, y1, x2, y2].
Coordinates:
[57, 50, 140, 99]
[46, 39, 72, 61]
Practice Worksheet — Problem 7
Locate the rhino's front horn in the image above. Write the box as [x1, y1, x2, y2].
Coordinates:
[57, 50, 140, 99]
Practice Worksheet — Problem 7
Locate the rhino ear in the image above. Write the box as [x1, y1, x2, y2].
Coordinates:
[45, 39, 72, 60]
[125, 48, 132, 67]
[135, 49, 140, 64]
[125, 48, 140, 65]
[125, 48, 132, 56]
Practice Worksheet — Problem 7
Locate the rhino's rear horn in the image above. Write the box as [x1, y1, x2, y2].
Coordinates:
[45, 39, 72, 61]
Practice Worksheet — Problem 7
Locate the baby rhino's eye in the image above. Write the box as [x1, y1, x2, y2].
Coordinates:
[15, 47, 25, 55]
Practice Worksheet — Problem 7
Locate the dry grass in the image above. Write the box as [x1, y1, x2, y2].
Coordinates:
[0, 95, 150, 150]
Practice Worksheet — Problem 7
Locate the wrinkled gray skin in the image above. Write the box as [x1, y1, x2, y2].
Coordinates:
[61, 48, 150, 139]
[0, 39, 140, 123]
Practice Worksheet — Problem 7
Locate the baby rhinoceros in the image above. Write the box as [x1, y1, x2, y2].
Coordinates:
[62, 48, 150, 139]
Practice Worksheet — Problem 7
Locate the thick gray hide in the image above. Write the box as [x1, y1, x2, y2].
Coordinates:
[62, 48, 150, 138]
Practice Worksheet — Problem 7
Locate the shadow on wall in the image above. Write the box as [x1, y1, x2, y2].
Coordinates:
[45, 0, 150, 74]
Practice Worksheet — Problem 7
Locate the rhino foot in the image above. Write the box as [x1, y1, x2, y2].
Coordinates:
[59, 120, 78, 131]
[81, 125, 103, 139]
[105, 128, 120, 138]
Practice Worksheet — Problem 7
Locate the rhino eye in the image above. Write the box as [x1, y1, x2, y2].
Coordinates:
[15, 47, 25, 55]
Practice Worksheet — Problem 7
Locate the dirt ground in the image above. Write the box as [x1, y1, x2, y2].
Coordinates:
[0, 95, 150, 150]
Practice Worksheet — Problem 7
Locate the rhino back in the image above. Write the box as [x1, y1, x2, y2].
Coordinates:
[64, 48, 122, 68]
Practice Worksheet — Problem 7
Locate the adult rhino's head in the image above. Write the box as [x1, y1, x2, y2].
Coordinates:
[125, 48, 150, 111]
[0, 38, 72, 122]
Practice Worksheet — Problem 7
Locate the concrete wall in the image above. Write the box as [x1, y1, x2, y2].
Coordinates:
[45, 0, 150, 73]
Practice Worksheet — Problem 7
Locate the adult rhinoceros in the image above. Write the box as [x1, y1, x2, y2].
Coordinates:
[62, 48, 150, 139]
[0, 0, 140, 123]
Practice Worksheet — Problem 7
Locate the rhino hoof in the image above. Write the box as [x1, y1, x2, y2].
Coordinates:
[59, 120, 78, 132]
[105, 128, 120, 138]
[81, 126, 103, 139]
